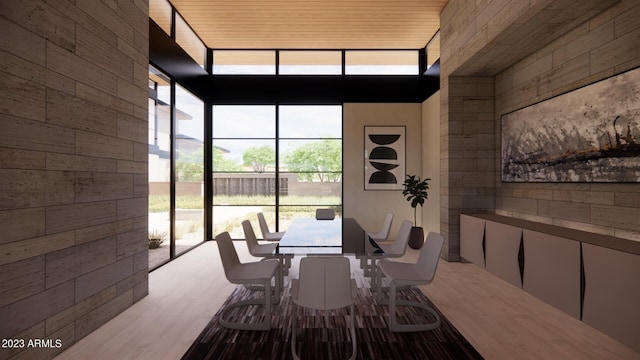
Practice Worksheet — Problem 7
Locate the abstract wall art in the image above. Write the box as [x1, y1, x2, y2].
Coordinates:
[364, 126, 405, 190]
[502, 67, 640, 182]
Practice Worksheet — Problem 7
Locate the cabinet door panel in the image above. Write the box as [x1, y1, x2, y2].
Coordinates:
[522, 230, 581, 319]
[582, 243, 640, 353]
[460, 214, 486, 268]
[485, 220, 522, 288]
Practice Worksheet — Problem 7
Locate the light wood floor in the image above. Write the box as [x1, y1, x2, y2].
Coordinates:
[56, 242, 640, 360]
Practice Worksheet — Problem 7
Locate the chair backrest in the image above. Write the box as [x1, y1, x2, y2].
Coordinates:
[257, 212, 271, 237]
[315, 208, 335, 220]
[386, 219, 413, 255]
[241, 220, 259, 255]
[380, 212, 394, 238]
[416, 232, 445, 283]
[215, 232, 241, 279]
[295, 257, 353, 310]
[370, 212, 393, 240]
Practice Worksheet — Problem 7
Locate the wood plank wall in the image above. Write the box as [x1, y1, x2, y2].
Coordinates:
[0, 1, 150, 359]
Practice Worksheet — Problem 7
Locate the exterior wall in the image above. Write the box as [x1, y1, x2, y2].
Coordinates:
[0, 1, 149, 359]
[343, 103, 422, 239]
[495, 0, 640, 241]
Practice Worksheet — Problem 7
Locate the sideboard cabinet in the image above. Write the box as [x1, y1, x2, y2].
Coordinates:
[460, 213, 640, 353]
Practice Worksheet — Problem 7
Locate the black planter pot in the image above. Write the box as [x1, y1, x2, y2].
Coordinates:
[408, 226, 424, 249]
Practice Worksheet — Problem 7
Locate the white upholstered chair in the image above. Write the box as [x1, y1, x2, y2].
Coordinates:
[257, 212, 285, 241]
[315, 208, 335, 220]
[362, 219, 413, 281]
[291, 257, 358, 360]
[242, 219, 278, 257]
[375, 231, 445, 332]
[377, 219, 413, 257]
[367, 212, 394, 241]
[215, 231, 281, 330]
[359, 212, 394, 270]
[242, 220, 291, 276]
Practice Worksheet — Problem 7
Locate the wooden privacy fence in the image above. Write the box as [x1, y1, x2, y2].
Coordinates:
[213, 176, 287, 196]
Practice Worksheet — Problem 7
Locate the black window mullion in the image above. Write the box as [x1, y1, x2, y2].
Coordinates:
[275, 105, 280, 231]
[169, 78, 176, 259]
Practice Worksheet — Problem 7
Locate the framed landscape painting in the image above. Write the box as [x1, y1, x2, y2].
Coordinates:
[501, 67, 640, 182]
[364, 126, 406, 190]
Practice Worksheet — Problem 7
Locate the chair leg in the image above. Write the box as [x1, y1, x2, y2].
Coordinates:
[375, 265, 384, 303]
[358, 255, 366, 269]
[386, 282, 441, 332]
[280, 254, 293, 276]
[219, 279, 272, 331]
[362, 256, 375, 277]
[374, 267, 410, 303]
[369, 258, 378, 290]
[274, 263, 282, 304]
[291, 302, 301, 360]
[348, 303, 357, 360]
[265, 277, 272, 322]
[244, 263, 283, 303]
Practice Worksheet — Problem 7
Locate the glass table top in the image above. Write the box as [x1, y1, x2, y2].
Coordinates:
[276, 217, 384, 255]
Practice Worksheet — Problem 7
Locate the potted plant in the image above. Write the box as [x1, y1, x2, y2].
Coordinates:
[402, 174, 430, 249]
[148, 230, 166, 249]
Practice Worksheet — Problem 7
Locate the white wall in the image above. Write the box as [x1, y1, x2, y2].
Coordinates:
[343, 103, 422, 238]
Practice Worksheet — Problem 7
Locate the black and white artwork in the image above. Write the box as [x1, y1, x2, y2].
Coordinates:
[364, 126, 405, 190]
[502, 67, 640, 182]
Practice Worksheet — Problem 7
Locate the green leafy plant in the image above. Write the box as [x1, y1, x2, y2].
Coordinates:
[243, 145, 275, 173]
[283, 138, 342, 182]
[402, 175, 430, 225]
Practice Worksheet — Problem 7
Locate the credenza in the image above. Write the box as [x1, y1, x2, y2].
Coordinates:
[460, 213, 640, 353]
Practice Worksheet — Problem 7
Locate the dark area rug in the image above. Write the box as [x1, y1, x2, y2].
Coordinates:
[182, 258, 483, 360]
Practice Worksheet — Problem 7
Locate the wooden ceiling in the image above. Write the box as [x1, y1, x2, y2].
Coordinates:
[168, 0, 447, 49]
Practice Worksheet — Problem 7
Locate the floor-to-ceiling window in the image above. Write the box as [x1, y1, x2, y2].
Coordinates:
[148, 67, 171, 268]
[212, 105, 276, 238]
[149, 0, 208, 269]
[148, 66, 206, 269]
[174, 85, 205, 254]
[212, 105, 342, 239]
[278, 105, 342, 229]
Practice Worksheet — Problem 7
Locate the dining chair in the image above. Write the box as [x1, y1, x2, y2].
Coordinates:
[359, 212, 394, 270]
[291, 257, 358, 360]
[242, 219, 278, 257]
[375, 231, 445, 332]
[257, 212, 285, 241]
[242, 220, 291, 277]
[315, 208, 335, 220]
[215, 231, 281, 330]
[367, 212, 394, 241]
[362, 219, 413, 281]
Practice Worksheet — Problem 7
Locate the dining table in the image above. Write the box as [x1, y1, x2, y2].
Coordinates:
[275, 217, 385, 256]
